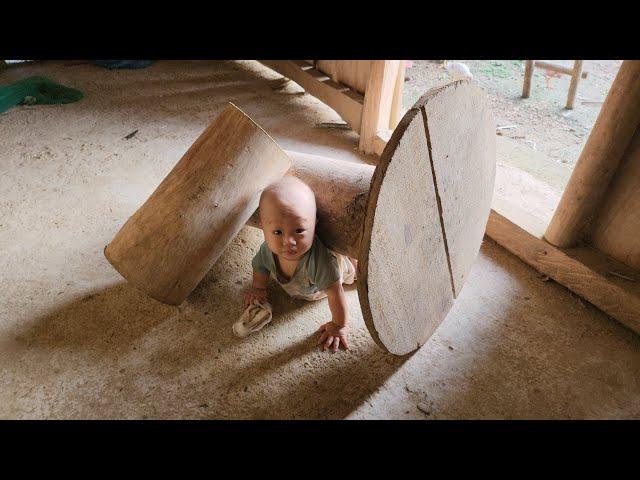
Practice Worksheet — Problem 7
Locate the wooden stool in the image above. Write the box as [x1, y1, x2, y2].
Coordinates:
[104, 80, 496, 355]
[522, 60, 588, 109]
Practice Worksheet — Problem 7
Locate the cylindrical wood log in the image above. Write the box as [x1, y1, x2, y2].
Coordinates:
[246, 151, 375, 259]
[545, 60, 640, 247]
[104, 103, 292, 305]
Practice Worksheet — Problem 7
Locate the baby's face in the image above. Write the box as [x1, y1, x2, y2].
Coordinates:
[260, 198, 316, 262]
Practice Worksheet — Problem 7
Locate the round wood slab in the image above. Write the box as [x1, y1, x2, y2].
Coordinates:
[356, 80, 496, 355]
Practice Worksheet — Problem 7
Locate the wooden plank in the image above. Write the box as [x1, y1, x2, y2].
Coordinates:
[590, 125, 640, 270]
[486, 208, 640, 335]
[260, 60, 364, 133]
[545, 60, 640, 247]
[421, 81, 496, 297]
[359, 60, 401, 154]
[316, 61, 373, 94]
[347, 60, 373, 95]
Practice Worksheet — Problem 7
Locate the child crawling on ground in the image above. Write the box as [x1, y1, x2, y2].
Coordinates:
[240, 176, 357, 352]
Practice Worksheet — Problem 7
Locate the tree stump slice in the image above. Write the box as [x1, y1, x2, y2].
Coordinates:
[357, 80, 495, 355]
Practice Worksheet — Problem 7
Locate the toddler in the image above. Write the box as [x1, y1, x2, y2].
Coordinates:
[241, 176, 356, 352]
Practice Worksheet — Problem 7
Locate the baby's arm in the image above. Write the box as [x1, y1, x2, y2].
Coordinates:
[317, 280, 350, 352]
[243, 269, 270, 307]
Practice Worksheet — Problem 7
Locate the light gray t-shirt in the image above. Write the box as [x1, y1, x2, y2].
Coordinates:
[251, 235, 341, 300]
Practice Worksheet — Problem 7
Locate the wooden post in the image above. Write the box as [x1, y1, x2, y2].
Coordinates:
[389, 61, 406, 130]
[545, 61, 640, 248]
[522, 60, 534, 98]
[565, 60, 584, 109]
[359, 60, 401, 154]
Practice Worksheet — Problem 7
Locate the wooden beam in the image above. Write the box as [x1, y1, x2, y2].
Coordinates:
[486, 206, 640, 335]
[260, 60, 364, 133]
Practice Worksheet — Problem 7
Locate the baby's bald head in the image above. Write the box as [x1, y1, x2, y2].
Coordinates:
[259, 176, 317, 223]
[258, 177, 317, 261]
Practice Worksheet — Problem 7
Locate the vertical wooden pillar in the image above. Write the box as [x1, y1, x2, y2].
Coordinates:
[359, 60, 401, 154]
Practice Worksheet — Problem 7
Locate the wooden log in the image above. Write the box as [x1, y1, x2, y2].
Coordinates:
[522, 60, 534, 98]
[104, 103, 292, 305]
[589, 125, 640, 270]
[246, 151, 375, 259]
[544, 60, 640, 247]
[565, 60, 584, 109]
[534, 60, 588, 79]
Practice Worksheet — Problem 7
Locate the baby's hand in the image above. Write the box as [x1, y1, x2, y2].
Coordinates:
[243, 287, 267, 308]
[317, 321, 349, 352]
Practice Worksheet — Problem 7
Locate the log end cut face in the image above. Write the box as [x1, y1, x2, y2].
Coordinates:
[357, 81, 496, 355]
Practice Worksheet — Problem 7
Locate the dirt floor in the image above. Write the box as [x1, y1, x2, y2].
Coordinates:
[1, 60, 639, 419]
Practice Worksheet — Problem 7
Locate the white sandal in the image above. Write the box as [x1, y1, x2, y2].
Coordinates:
[232, 300, 273, 338]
